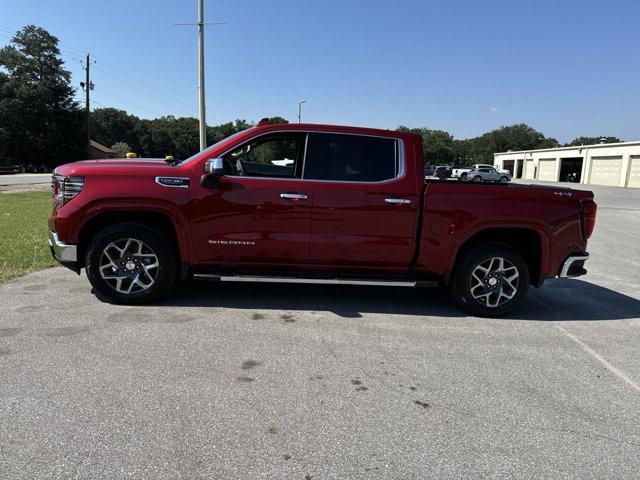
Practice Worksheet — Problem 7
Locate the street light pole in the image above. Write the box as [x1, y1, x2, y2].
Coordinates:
[298, 100, 306, 123]
[197, 0, 207, 151]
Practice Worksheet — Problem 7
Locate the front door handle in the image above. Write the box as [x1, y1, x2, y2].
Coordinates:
[280, 192, 308, 200]
[385, 198, 411, 205]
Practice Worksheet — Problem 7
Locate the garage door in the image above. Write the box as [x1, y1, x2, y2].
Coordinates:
[628, 156, 640, 188]
[538, 159, 557, 181]
[525, 159, 535, 179]
[590, 156, 622, 186]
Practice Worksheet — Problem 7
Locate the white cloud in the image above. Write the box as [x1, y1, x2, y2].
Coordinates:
[489, 107, 499, 112]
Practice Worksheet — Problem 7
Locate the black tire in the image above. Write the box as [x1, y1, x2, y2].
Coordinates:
[450, 243, 529, 317]
[499, 176, 509, 183]
[460, 173, 468, 181]
[85, 223, 176, 304]
[473, 175, 482, 182]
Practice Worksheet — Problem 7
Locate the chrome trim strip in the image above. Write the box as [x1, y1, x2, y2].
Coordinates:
[559, 253, 589, 278]
[155, 176, 190, 188]
[193, 274, 427, 287]
[385, 198, 411, 205]
[48, 230, 77, 263]
[280, 193, 308, 200]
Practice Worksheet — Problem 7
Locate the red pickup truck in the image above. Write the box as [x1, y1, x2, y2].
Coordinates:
[48, 120, 597, 316]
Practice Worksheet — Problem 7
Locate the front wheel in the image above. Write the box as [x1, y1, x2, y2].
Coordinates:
[85, 223, 176, 304]
[450, 244, 529, 317]
[499, 176, 509, 183]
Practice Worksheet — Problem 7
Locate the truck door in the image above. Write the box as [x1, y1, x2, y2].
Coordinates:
[190, 132, 312, 267]
[304, 132, 420, 272]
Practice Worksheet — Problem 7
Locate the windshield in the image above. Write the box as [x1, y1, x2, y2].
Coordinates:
[177, 130, 248, 165]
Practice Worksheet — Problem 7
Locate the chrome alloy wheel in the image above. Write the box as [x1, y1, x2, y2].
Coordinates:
[98, 238, 159, 294]
[469, 256, 519, 308]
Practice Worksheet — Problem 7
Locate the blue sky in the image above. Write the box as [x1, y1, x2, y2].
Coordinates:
[1, 0, 639, 142]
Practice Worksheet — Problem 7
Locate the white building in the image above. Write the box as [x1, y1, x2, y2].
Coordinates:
[493, 140, 640, 188]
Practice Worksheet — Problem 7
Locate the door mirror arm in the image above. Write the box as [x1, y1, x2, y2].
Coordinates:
[201, 158, 225, 188]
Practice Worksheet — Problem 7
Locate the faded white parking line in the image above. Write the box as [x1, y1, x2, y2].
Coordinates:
[556, 325, 640, 394]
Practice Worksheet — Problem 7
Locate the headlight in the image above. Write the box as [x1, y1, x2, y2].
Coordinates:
[52, 174, 84, 206]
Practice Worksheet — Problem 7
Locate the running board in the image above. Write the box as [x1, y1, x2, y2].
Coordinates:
[192, 274, 437, 288]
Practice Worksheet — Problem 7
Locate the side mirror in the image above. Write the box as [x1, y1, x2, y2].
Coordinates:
[201, 157, 225, 187]
[204, 157, 224, 175]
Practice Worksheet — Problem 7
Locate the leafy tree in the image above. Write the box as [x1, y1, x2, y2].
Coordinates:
[91, 108, 143, 153]
[566, 136, 621, 146]
[397, 126, 456, 165]
[89, 113, 253, 160]
[473, 124, 559, 163]
[264, 116, 288, 124]
[398, 123, 561, 166]
[111, 141, 131, 157]
[208, 119, 252, 144]
[0, 25, 84, 165]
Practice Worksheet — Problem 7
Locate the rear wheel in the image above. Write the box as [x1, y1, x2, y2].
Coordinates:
[85, 223, 176, 304]
[473, 175, 482, 182]
[450, 243, 529, 317]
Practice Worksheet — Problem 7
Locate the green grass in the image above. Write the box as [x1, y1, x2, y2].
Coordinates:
[0, 191, 57, 283]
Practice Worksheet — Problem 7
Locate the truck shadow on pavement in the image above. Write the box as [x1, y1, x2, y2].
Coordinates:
[157, 278, 640, 321]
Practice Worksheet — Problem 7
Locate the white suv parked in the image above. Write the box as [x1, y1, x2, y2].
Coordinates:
[452, 164, 511, 180]
[469, 166, 512, 183]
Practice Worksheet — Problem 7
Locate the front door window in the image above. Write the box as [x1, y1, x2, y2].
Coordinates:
[223, 134, 305, 178]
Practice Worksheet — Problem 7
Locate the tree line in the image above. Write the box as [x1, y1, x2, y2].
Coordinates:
[0, 25, 623, 168]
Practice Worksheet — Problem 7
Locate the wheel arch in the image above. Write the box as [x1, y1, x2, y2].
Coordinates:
[445, 227, 547, 287]
[77, 210, 190, 280]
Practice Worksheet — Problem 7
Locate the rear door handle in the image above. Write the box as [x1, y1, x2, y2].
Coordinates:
[385, 198, 411, 205]
[280, 192, 308, 200]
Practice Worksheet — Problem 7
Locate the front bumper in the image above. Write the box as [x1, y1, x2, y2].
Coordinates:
[48, 230, 77, 263]
[559, 252, 589, 278]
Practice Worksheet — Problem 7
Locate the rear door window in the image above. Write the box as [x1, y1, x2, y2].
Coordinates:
[304, 133, 398, 182]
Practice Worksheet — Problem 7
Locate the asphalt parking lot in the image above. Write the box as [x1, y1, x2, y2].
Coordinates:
[1, 182, 639, 479]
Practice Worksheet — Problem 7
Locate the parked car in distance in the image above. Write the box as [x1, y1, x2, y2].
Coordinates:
[434, 165, 452, 180]
[424, 164, 435, 176]
[48, 120, 596, 317]
[474, 163, 510, 173]
[453, 163, 510, 180]
[451, 166, 468, 180]
[469, 166, 512, 183]
[0, 157, 26, 174]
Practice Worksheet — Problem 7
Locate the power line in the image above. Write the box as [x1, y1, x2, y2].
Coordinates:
[98, 89, 165, 117]
[93, 57, 218, 122]
[92, 64, 196, 117]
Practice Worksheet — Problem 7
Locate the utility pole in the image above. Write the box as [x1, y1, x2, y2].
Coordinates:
[298, 100, 306, 123]
[175, 1, 225, 151]
[197, 0, 206, 151]
[81, 54, 94, 158]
